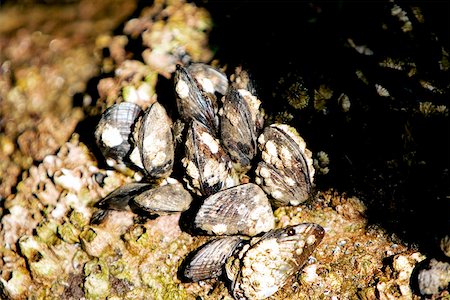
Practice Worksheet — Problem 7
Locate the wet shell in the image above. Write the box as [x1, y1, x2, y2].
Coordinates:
[94, 102, 142, 171]
[182, 120, 238, 196]
[132, 180, 193, 214]
[255, 124, 315, 206]
[91, 182, 152, 224]
[183, 236, 247, 282]
[194, 183, 275, 236]
[137, 101, 174, 178]
[174, 64, 219, 133]
[187, 62, 228, 98]
[226, 223, 325, 300]
[220, 87, 264, 170]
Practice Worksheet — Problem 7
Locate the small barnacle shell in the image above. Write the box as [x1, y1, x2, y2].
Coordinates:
[255, 124, 315, 206]
[226, 223, 325, 300]
[183, 236, 248, 282]
[174, 64, 219, 133]
[137, 101, 174, 178]
[194, 183, 275, 236]
[94, 102, 142, 172]
[220, 86, 264, 171]
[182, 120, 238, 196]
[132, 180, 193, 214]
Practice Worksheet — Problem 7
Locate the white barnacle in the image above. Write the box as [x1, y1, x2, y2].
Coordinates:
[258, 166, 271, 178]
[271, 190, 283, 200]
[106, 158, 117, 167]
[175, 79, 190, 99]
[101, 124, 123, 147]
[197, 77, 215, 94]
[265, 140, 278, 157]
[212, 223, 228, 235]
[280, 146, 293, 166]
[183, 159, 200, 180]
[306, 234, 317, 245]
[129, 147, 144, 169]
[258, 133, 266, 145]
[200, 132, 219, 154]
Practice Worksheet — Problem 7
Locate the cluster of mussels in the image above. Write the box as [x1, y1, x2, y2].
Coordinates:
[93, 62, 324, 299]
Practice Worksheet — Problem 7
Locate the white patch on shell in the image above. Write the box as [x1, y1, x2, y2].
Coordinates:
[280, 146, 292, 167]
[306, 234, 316, 245]
[198, 77, 215, 94]
[106, 158, 117, 167]
[183, 159, 200, 180]
[200, 132, 219, 154]
[165, 177, 177, 184]
[284, 176, 296, 186]
[290, 199, 301, 206]
[152, 151, 167, 166]
[238, 88, 261, 123]
[175, 79, 190, 98]
[258, 166, 270, 178]
[271, 190, 283, 199]
[295, 239, 306, 255]
[225, 171, 240, 189]
[129, 147, 144, 169]
[265, 140, 278, 157]
[212, 223, 228, 235]
[257, 133, 266, 145]
[101, 124, 123, 147]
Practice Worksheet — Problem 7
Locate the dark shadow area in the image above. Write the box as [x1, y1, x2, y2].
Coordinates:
[200, 0, 450, 258]
[178, 193, 204, 236]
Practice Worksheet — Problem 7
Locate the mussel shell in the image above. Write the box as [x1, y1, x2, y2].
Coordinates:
[91, 182, 152, 224]
[182, 120, 238, 196]
[174, 64, 219, 133]
[184, 236, 248, 282]
[187, 63, 228, 97]
[137, 102, 174, 178]
[94, 102, 142, 169]
[220, 87, 262, 170]
[255, 124, 314, 206]
[132, 181, 192, 214]
[194, 183, 274, 236]
[226, 223, 325, 300]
